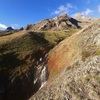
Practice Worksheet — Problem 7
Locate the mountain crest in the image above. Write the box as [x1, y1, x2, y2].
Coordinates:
[25, 13, 79, 31]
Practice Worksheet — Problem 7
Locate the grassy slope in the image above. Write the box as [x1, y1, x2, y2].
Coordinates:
[0, 29, 79, 100]
[0, 31, 50, 81]
[36, 29, 79, 44]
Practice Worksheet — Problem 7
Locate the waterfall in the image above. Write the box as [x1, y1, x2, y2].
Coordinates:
[39, 66, 47, 89]
[33, 54, 49, 90]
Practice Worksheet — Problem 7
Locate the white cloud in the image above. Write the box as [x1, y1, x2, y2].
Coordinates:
[52, 5, 68, 14]
[0, 23, 7, 29]
[52, 3, 73, 15]
[11, 24, 19, 29]
[98, 5, 100, 12]
[14, 24, 19, 27]
[82, 8, 94, 16]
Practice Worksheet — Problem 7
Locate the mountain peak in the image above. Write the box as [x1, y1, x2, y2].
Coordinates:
[73, 13, 83, 17]
[58, 13, 68, 18]
[6, 27, 14, 31]
[73, 13, 98, 28]
[73, 13, 92, 21]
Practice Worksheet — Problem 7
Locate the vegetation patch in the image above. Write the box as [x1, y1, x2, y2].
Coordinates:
[52, 70, 58, 78]
[95, 49, 100, 55]
[36, 29, 79, 44]
[82, 51, 91, 61]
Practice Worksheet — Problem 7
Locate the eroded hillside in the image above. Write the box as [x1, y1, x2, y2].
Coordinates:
[30, 20, 100, 100]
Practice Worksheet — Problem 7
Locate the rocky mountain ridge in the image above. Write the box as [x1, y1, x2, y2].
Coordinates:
[25, 13, 98, 31]
[25, 13, 80, 31]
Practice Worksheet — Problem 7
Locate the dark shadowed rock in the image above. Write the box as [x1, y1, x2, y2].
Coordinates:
[6, 27, 14, 31]
[19, 27, 24, 30]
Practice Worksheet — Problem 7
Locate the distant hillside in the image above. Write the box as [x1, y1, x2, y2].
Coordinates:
[0, 30, 19, 36]
[6, 27, 14, 31]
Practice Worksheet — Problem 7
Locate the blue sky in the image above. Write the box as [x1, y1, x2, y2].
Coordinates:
[0, 0, 100, 30]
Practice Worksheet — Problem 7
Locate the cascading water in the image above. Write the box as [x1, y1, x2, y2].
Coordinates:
[33, 54, 49, 90]
[39, 66, 47, 89]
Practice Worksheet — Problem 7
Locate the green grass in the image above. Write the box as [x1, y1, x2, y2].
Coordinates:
[36, 29, 79, 44]
[82, 51, 91, 61]
[0, 32, 49, 54]
[95, 49, 100, 55]
[52, 70, 58, 78]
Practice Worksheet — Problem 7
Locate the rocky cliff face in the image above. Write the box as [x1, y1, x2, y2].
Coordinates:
[25, 13, 80, 31]
[30, 19, 100, 100]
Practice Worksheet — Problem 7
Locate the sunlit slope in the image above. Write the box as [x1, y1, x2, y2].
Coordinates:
[32, 20, 100, 100]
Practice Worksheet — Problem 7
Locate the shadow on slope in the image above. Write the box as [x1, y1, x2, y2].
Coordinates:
[0, 31, 51, 100]
[0, 29, 79, 100]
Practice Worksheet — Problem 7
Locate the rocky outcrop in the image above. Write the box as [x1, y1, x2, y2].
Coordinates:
[74, 13, 93, 22]
[25, 13, 80, 31]
[73, 13, 98, 28]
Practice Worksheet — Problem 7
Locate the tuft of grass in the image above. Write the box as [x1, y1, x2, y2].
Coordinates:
[82, 51, 91, 61]
[95, 49, 100, 55]
[52, 70, 58, 78]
